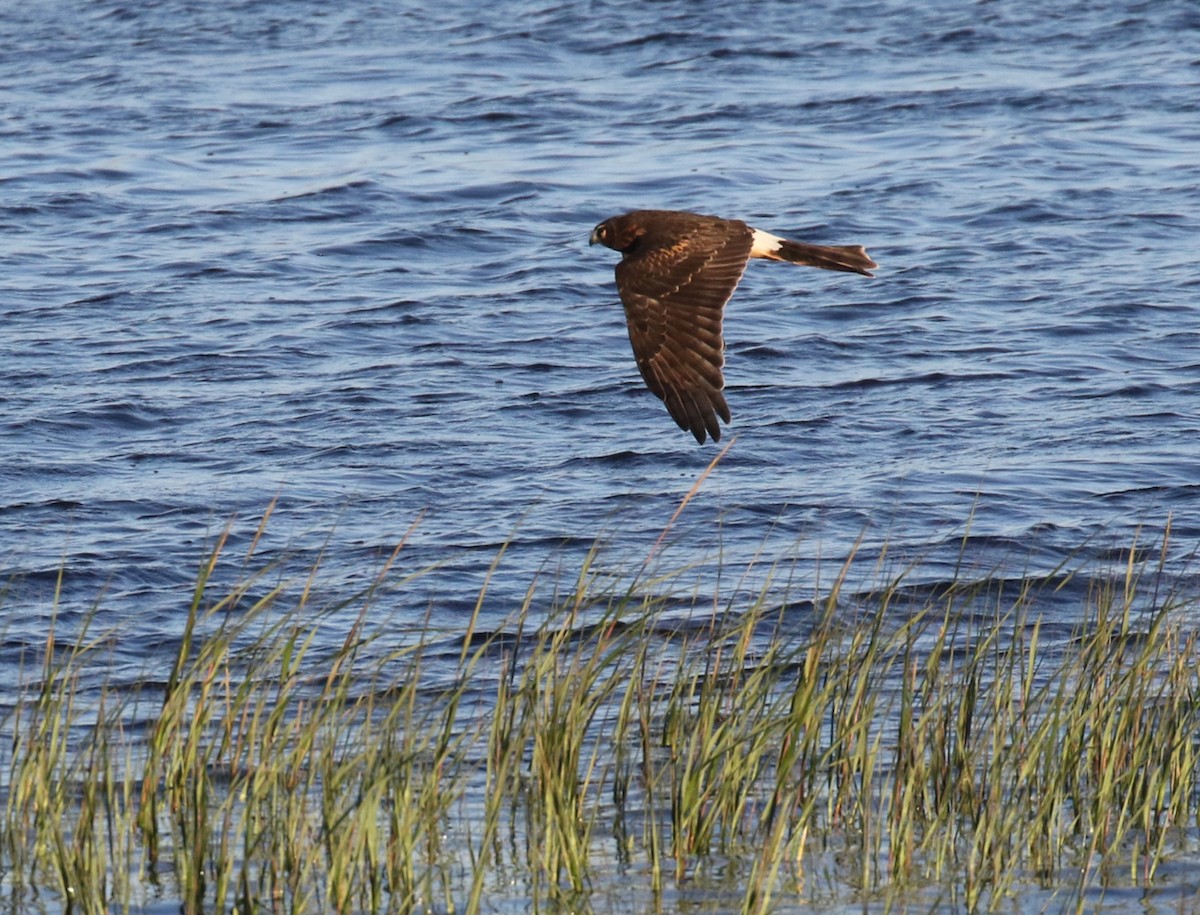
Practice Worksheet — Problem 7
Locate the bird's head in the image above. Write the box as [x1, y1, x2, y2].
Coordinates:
[589, 218, 615, 249]
[589, 215, 643, 252]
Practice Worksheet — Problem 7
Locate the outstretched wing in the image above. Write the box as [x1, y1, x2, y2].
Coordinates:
[614, 217, 753, 443]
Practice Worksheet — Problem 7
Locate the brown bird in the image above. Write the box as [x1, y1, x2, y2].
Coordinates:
[590, 209, 876, 444]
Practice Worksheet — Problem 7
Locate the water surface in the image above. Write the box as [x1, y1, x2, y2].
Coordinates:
[2, 0, 1200, 904]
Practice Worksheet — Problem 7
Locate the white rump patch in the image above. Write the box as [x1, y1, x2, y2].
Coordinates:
[749, 229, 784, 258]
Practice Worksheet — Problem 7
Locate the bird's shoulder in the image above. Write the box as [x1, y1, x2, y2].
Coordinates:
[620, 210, 748, 255]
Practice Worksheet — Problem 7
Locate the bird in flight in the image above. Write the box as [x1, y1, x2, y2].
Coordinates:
[590, 209, 876, 444]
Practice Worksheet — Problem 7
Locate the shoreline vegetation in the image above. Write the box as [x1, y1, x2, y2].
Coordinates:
[3, 494, 1199, 914]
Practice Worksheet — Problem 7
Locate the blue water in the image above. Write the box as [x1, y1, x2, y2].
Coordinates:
[3, 0, 1200, 684]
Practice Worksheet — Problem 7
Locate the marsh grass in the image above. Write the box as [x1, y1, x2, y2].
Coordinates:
[2, 508, 1199, 914]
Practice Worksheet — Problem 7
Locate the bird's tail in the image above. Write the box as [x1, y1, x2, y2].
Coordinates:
[766, 240, 877, 277]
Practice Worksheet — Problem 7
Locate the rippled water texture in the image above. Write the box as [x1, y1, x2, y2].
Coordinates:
[3, 1, 1200, 673]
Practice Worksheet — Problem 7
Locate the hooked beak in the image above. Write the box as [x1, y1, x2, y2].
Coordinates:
[588, 227, 600, 246]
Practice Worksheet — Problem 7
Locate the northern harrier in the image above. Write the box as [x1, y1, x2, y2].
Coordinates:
[590, 209, 876, 444]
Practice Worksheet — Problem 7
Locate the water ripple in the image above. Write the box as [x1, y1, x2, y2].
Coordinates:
[2, 0, 1199, 689]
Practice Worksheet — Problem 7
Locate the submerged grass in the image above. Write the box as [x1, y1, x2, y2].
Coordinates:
[2, 503, 1199, 914]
